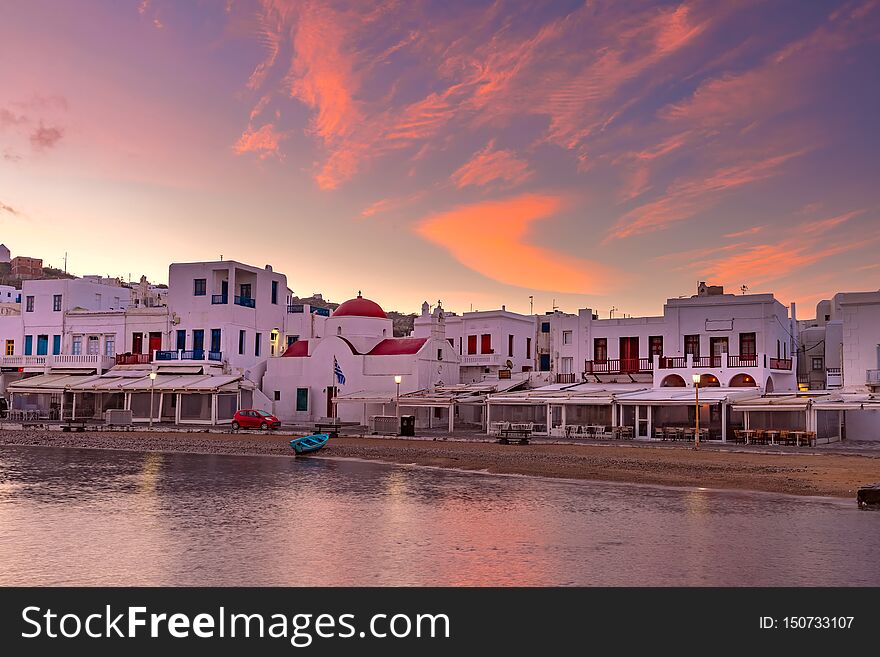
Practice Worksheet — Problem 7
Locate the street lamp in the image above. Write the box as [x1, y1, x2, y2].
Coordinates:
[691, 373, 701, 450]
[394, 375, 402, 430]
[149, 371, 157, 429]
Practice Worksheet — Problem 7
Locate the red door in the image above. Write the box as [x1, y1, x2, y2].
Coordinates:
[148, 332, 162, 356]
[132, 333, 143, 354]
[620, 337, 639, 373]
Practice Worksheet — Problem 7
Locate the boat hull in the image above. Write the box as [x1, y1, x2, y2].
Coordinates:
[290, 433, 330, 455]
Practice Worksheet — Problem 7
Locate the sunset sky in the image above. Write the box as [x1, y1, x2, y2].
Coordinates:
[2, 0, 878, 318]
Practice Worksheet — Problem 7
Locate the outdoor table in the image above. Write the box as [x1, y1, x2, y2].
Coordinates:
[791, 431, 806, 447]
[765, 430, 780, 445]
[741, 429, 755, 444]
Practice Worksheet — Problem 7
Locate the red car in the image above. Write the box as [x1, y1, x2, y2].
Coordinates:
[232, 409, 281, 430]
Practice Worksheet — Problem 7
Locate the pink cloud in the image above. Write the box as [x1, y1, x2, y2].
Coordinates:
[233, 123, 284, 159]
[29, 124, 64, 150]
[450, 141, 532, 189]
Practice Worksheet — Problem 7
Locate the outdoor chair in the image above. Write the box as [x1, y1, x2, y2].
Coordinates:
[654, 427, 664, 440]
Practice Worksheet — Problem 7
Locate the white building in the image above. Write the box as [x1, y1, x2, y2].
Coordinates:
[165, 260, 291, 374]
[412, 302, 536, 381]
[0, 284, 20, 304]
[263, 294, 459, 425]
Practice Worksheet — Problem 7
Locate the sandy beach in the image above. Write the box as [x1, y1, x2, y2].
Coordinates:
[1, 427, 877, 499]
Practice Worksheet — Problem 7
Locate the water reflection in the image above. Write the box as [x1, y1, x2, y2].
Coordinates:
[0, 445, 876, 586]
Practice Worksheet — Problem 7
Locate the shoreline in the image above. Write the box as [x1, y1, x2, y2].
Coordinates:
[1, 429, 877, 499]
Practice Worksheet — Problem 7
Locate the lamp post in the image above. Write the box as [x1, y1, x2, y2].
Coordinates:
[149, 371, 157, 429]
[691, 373, 701, 450]
[394, 375, 402, 434]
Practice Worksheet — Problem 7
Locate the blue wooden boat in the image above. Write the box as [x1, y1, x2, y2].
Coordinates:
[290, 433, 329, 455]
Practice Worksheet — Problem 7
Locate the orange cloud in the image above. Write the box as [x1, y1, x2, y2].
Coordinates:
[233, 123, 283, 159]
[450, 142, 532, 189]
[607, 149, 807, 241]
[416, 194, 606, 293]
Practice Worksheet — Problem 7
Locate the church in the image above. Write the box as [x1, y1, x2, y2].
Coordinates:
[261, 294, 460, 424]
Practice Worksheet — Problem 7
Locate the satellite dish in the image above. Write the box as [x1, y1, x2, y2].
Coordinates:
[505, 359, 513, 369]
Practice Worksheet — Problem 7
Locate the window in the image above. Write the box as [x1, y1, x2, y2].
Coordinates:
[684, 334, 700, 357]
[104, 335, 115, 357]
[255, 332, 262, 357]
[561, 357, 573, 374]
[526, 337, 531, 359]
[24, 335, 33, 355]
[508, 334, 514, 357]
[594, 338, 607, 363]
[193, 278, 206, 296]
[287, 335, 299, 347]
[240, 330, 246, 355]
[480, 334, 492, 354]
[25, 296, 34, 312]
[467, 335, 477, 355]
[176, 330, 187, 351]
[437, 348, 443, 361]
[53, 335, 61, 356]
[649, 336, 663, 356]
[562, 330, 572, 345]
[71, 335, 82, 355]
[539, 353, 551, 371]
[95, 293, 102, 307]
[739, 332, 756, 357]
[296, 388, 309, 412]
[811, 357, 823, 371]
[36, 335, 49, 356]
[53, 294, 62, 312]
[5, 340, 13, 356]
[274, 391, 281, 401]
[87, 336, 99, 355]
[271, 281, 278, 304]
[240, 283, 252, 299]
[211, 329, 221, 354]
[541, 322, 550, 333]
[192, 329, 205, 352]
[824, 314, 830, 322]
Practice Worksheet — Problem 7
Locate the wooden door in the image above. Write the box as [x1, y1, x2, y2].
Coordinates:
[620, 337, 639, 372]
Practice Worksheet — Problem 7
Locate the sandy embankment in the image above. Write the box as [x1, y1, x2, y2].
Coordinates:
[1, 429, 877, 499]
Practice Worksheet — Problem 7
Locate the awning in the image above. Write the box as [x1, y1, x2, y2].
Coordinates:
[488, 383, 648, 405]
[7, 374, 102, 393]
[615, 387, 761, 406]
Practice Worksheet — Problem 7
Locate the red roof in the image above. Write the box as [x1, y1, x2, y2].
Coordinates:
[281, 340, 309, 357]
[366, 337, 428, 356]
[332, 294, 387, 319]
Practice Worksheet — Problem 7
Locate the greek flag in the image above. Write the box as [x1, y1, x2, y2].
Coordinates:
[334, 357, 345, 385]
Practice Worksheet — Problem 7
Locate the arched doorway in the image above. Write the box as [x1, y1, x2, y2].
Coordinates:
[661, 374, 686, 387]
[698, 373, 720, 387]
[729, 373, 757, 387]
[765, 377, 775, 393]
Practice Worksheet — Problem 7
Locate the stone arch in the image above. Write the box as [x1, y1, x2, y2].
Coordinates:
[729, 373, 757, 387]
[765, 376, 775, 393]
[661, 374, 687, 387]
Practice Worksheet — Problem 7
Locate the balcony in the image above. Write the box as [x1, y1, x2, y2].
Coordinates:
[211, 294, 228, 305]
[556, 373, 577, 384]
[867, 369, 880, 386]
[726, 354, 758, 368]
[826, 367, 842, 388]
[768, 358, 792, 371]
[461, 354, 503, 366]
[154, 350, 223, 362]
[288, 304, 331, 316]
[658, 356, 688, 369]
[115, 353, 152, 366]
[0, 354, 114, 372]
[585, 358, 653, 374]
[693, 356, 722, 368]
[234, 296, 256, 308]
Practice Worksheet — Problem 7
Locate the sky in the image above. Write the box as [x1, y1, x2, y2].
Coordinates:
[1, 0, 879, 319]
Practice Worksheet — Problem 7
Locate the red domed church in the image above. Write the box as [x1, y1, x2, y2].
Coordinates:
[262, 293, 460, 424]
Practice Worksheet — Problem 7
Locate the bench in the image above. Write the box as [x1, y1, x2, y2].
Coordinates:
[61, 422, 88, 433]
[314, 421, 360, 438]
[498, 428, 531, 445]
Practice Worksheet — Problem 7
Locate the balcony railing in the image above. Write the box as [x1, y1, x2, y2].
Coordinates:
[769, 358, 792, 371]
[154, 349, 221, 362]
[211, 294, 228, 305]
[693, 356, 722, 368]
[0, 354, 114, 370]
[658, 356, 687, 369]
[867, 369, 880, 385]
[461, 354, 502, 366]
[556, 373, 577, 384]
[115, 353, 152, 366]
[287, 304, 331, 316]
[727, 354, 758, 367]
[234, 296, 256, 308]
[585, 358, 652, 374]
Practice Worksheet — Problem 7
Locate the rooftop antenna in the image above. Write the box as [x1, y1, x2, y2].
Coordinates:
[529, 295, 534, 314]
[552, 298, 558, 311]
[609, 306, 618, 319]
[63, 252, 67, 274]
[220, 254, 223, 261]
[740, 284, 749, 295]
